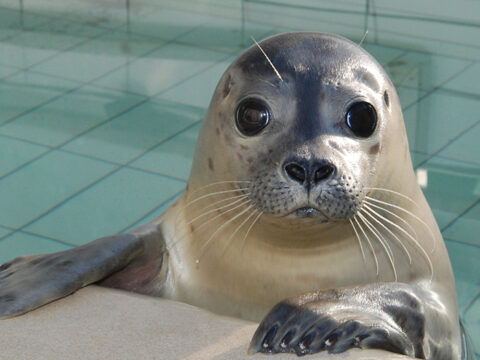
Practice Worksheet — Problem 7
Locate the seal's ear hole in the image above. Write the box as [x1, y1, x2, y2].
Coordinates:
[223, 75, 233, 98]
[383, 90, 390, 108]
[235, 99, 270, 136]
[345, 102, 377, 138]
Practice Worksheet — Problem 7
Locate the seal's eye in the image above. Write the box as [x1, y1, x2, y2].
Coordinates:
[235, 99, 270, 136]
[345, 102, 377, 138]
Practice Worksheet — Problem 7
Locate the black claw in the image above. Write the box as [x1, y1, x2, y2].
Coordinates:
[324, 332, 339, 351]
[294, 331, 316, 356]
[261, 325, 278, 351]
[280, 329, 296, 350]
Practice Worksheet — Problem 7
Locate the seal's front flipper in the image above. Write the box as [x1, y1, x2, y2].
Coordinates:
[0, 223, 162, 319]
[249, 283, 445, 358]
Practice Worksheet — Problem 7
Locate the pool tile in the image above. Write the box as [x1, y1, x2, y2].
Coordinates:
[410, 151, 429, 168]
[177, 17, 273, 53]
[0, 136, 49, 177]
[26, 168, 185, 245]
[62, 100, 204, 164]
[363, 44, 404, 65]
[438, 121, 480, 165]
[131, 122, 201, 180]
[396, 86, 426, 109]
[0, 71, 79, 123]
[93, 42, 228, 96]
[122, 191, 183, 233]
[124, 7, 213, 40]
[158, 54, 237, 108]
[0, 32, 71, 69]
[41, 1, 128, 29]
[0, 7, 50, 34]
[0, 226, 9, 238]
[0, 150, 116, 229]
[31, 31, 157, 83]
[0, 18, 107, 69]
[0, 64, 19, 79]
[0, 85, 146, 146]
[385, 52, 470, 91]
[417, 157, 480, 228]
[34, 17, 108, 39]
[443, 202, 480, 247]
[403, 92, 480, 154]
[0, 232, 73, 264]
[443, 62, 480, 97]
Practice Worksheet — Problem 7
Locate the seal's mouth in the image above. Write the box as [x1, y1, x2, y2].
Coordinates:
[291, 207, 328, 220]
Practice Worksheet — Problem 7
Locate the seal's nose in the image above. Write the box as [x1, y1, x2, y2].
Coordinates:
[314, 163, 335, 184]
[284, 159, 335, 186]
[284, 163, 306, 184]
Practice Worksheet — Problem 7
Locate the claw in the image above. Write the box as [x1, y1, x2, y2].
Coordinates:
[261, 325, 278, 351]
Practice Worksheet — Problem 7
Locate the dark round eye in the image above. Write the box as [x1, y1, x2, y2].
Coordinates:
[345, 102, 377, 138]
[235, 99, 270, 136]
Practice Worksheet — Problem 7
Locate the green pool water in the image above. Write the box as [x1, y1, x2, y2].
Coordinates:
[0, 0, 478, 356]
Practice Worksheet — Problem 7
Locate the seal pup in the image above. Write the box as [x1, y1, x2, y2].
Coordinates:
[0, 33, 471, 359]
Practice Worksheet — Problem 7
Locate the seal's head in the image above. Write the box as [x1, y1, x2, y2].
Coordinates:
[188, 32, 411, 224]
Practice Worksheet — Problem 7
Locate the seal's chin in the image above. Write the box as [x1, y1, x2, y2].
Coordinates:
[290, 207, 328, 220]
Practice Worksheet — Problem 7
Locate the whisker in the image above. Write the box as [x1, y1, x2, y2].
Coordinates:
[251, 36, 283, 81]
[186, 188, 249, 207]
[188, 180, 251, 197]
[187, 194, 250, 225]
[353, 215, 379, 276]
[365, 196, 437, 253]
[220, 208, 258, 257]
[362, 205, 412, 265]
[364, 187, 418, 208]
[201, 193, 251, 212]
[359, 29, 368, 47]
[357, 211, 398, 282]
[349, 218, 366, 264]
[194, 199, 252, 233]
[363, 199, 418, 242]
[197, 205, 254, 262]
[364, 202, 434, 281]
[240, 210, 263, 252]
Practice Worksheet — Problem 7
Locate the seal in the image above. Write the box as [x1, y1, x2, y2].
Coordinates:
[0, 32, 472, 359]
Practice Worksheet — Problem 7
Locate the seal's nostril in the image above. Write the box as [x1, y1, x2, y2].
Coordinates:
[285, 163, 306, 184]
[314, 164, 335, 183]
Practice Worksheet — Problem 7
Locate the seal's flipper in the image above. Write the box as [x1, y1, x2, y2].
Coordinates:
[0, 223, 164, 319]
[249, 283, 453, 359]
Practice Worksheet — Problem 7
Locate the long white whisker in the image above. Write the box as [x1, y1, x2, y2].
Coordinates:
[187, 194, 250, 225]
[358, 211, 398, 282]
[251, 36, 283, 82]
[363, 199, 418, 243]
[364, 187, 419, 208]
[198, 205, 254, 261]
[202, 193, 251, 212]
[221, 208, 258, 257]
[186, 188, 249, 207]
[365, 196, 437, 253]
[359, 29, 368, 47]
[362, 205, 412, 265]
[240, 210, 263, 252]
[188, 180, 251, 196]
[349, 218, 366, 263]
[353, 215, 379, 276]
[194, 199, 252, 233]
[364, 187, 418, 208]
[364, 202, 434, 281]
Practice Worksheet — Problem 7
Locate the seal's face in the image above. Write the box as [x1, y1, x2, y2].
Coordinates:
[196, 33, 397, 222]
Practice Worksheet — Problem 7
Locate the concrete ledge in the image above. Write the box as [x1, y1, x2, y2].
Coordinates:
[0, 286, 414, 359]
